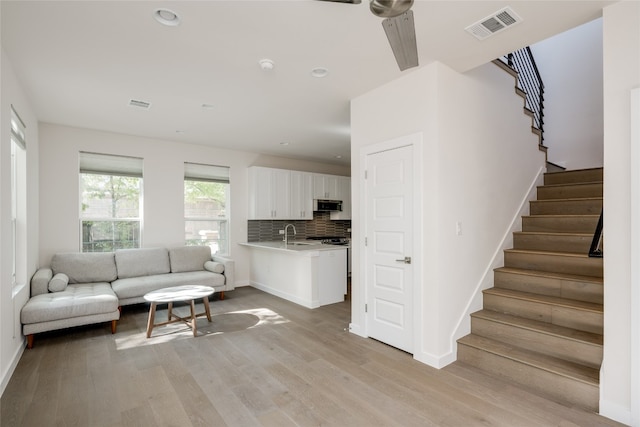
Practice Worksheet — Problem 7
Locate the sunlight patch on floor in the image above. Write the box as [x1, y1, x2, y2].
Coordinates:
[114, 307, 289, 350]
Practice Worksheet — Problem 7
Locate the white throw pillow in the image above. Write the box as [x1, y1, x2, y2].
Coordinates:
[204, 261, 224, 274]
[48, 273, 69, 292]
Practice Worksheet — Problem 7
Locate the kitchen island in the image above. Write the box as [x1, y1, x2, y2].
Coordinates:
[240, 241, 347, 308]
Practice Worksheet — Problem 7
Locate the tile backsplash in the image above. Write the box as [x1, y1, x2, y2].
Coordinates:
[248, 212, 351, 242]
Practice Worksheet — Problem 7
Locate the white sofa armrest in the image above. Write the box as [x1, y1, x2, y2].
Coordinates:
[212, 255, 235, 291]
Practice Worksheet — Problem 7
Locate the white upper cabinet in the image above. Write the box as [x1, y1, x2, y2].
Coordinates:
[290, 171, 314, 220]
[313, 174, 340, 199]
[248, 167, 291, 219]
[249, 167, 350, 221]
[330, 176, 351, 220]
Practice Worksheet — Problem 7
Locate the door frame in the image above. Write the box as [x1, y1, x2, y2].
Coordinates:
[359, 132, 423, 356]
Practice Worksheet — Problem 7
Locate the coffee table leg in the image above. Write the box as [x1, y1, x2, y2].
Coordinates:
[146, 302, 157, 338]
[167, 302, 173, 321]
[203, 296, 212, 322]
[189, 299, 197, 337]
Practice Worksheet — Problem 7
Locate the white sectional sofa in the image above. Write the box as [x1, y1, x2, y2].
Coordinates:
[21, 246, 235, 348]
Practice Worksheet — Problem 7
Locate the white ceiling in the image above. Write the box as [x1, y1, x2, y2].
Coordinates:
[1, 1, 614, 166]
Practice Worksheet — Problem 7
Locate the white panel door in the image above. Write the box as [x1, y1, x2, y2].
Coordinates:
[366, 144, 413, 353]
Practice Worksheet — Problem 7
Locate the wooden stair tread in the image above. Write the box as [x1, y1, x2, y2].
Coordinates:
[532, 197, 603, 203]
[483, 288, 603, 313]
[495, 267, 603, 285]
[504, 248, 601, 259]
[514, 231, 593, 238]
[457, 334, 599, 385]
[472, 309, 603, 346]
[538, 181, 603, 188]
[523, 214, 600, 219]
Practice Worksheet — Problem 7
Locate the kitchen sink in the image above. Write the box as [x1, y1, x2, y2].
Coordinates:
[286, 241, 318, 246]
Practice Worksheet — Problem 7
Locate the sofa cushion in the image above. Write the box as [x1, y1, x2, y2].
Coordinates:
[48, 273, 69, 292]
[111, 270, 225, 300]
[115, 247, 170, 279]
[169, 246, 211, 273]
[20, 283, 118, 324]
[51, 252, 117, 284]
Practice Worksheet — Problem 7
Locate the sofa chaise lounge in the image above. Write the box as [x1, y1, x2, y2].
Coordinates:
[21, 246, 235, 348]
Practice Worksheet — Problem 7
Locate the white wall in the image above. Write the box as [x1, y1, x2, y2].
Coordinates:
[38, 123, 349, 283]
[0, 48, 40, 395]
[601, 2, 640, 425]
[350, 61, 545, 367]
[531, 19, 604, 170]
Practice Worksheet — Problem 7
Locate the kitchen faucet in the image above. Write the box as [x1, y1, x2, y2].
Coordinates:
[284, 224, 296, 245]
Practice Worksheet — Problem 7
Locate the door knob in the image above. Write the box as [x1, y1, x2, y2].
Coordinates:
[395, 256, 411, 264]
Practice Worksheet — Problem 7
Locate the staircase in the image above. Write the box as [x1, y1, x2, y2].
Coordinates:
[457, 167, 603, 411]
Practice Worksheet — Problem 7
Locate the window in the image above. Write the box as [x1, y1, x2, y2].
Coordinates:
[184, 162, 230, 255]
[79, 152, 143, 252]
[10, 106, 26, 287]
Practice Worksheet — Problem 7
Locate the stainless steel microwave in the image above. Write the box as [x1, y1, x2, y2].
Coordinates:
[313, 199, 342, 212]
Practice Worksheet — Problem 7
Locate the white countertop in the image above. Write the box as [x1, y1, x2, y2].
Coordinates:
[240, 241, 348, 254]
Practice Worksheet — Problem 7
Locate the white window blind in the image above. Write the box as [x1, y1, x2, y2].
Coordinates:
[184, 162, 229, 183]
[79, 152, 143, 177]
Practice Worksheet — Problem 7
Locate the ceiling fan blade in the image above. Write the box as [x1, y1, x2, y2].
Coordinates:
[381, 10, 418, 71]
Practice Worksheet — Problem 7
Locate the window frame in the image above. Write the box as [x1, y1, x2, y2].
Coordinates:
[10, 106, 26, 288]
[79, 152, 143, 252]
[184, 162, 230, 256]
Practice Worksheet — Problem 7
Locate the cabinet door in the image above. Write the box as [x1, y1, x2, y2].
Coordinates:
[291, 171, 313, 219]
[249, 167, 274, 219]
[271, 168, 291, 219]
[249, 167, 290, 219]
[313, 174, 340, 199]
[312, 174, 326, 199]
[330, 176, 351, 220]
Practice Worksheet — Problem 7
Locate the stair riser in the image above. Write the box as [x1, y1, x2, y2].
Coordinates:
[457, 344, 598, 411]
[544, 169, 603, 185]
[522, 216, 599, 233]
[537, 183, 603, 200]
[483, 293, 603, 334]
[494, 270, 603, 304]
[471, 316, 602, 368]
[530, 199, 602, 215]
[513, 233, 592, 254]
[504, 251, 603, 277]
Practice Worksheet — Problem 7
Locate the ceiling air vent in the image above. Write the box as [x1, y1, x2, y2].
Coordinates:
[465, 7, 523, 40]
[128, 99, 151, 109]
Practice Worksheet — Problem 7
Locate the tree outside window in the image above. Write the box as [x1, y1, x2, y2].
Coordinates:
[79, 153, 142, 252]
[184, 163, 230, 255]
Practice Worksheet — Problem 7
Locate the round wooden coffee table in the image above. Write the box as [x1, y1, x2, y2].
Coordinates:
[144, 285, 215, 338]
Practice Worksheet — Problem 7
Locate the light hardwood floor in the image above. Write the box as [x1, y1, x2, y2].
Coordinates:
[1, 287, 623, 427]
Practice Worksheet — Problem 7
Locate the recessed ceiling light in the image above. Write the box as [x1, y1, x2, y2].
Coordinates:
[201, 103, 215, 110]
[154, 9, 180, 26]
[259, 59, 275, 71]
[176, 130, 185, 134]
[335, 155, 343, 159]
[311, 67, 329, 78]
[279, 142, 290, 146]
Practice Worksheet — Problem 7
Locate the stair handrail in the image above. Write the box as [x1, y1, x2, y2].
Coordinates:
[500, 47, 545, 144]
[589, 210, 603, 258]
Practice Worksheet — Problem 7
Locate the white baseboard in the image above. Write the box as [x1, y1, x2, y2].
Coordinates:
[249, 281, 319, 309]
[599, 399, 632, 426]
[1, 338, 25, 398]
